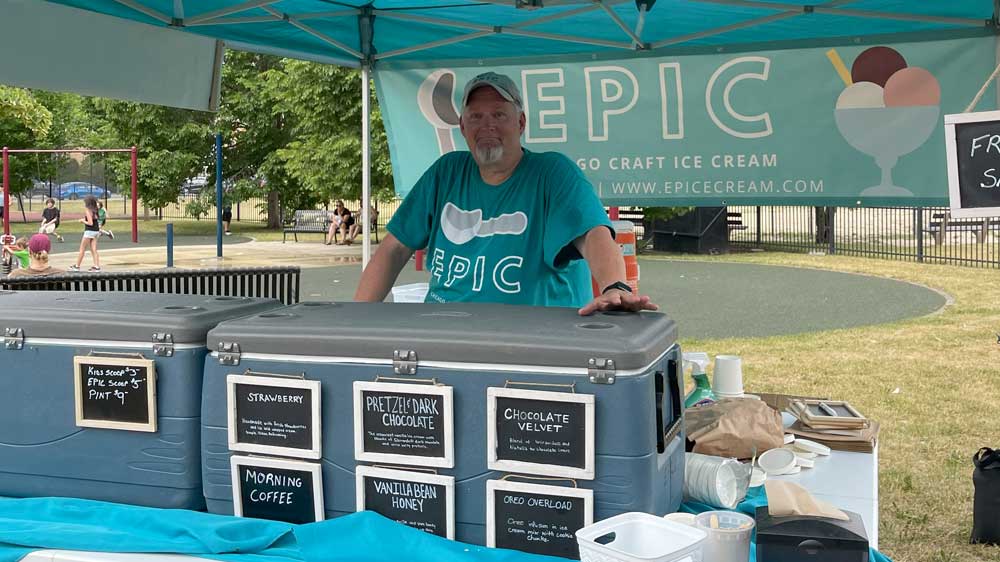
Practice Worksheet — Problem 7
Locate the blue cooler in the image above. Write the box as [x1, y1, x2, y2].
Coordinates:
[202, 302, 685, 544]
[0, 291, 281, 509]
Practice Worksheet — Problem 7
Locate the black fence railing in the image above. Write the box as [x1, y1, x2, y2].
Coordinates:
[1, 266, 301, 304]
[728, 206, 1000, 268]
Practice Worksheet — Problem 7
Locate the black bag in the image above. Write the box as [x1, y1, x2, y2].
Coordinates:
[971, 447, 1000, 545]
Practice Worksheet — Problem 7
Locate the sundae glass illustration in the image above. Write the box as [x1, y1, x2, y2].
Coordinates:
[829, 46, 941, 197]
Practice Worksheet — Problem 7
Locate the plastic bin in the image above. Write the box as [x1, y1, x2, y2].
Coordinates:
[577, 512, 706, 562]
[390, 282, 428, 303]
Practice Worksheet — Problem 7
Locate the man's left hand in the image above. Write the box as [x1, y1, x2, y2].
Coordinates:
[578, 289, 659, 316]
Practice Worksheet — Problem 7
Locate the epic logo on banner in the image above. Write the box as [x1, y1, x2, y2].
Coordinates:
[376, 37, 996, 207]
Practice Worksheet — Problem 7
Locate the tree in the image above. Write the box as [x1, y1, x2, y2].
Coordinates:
[0, 86, 52, 194]
[85, 98, 213, 212]
[264, 60, 395, 204]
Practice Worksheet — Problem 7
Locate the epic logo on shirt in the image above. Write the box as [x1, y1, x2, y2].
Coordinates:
[431, 203, 528, 297]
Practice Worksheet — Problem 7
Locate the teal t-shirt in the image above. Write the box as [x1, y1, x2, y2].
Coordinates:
[388, 149, 612, 307]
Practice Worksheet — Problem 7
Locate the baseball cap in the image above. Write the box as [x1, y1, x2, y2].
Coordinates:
[28, 233, 51, 254]
[461, 72, 523, 111]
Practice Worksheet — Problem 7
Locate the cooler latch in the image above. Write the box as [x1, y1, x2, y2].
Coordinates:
[218, 342, 242, 366]
[4, 327, 24, 350]
[588, 358, 616, 385]
[152, 333, 174, 357]
[393, 350, 418, 375]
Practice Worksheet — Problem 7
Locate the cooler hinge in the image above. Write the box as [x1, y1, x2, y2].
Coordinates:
[4, 327, 24, 350]
[588, 358, 616, 385]
[218, 342, 242, 366]
[393, 349, 418, 375]
[152, 333, 174, 357]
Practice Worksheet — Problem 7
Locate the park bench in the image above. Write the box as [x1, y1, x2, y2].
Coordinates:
[926, 212, 1000, 245]
[283, 210, 331, 243]
[0, 266, 300, 305]
[727, 211, 747, 232]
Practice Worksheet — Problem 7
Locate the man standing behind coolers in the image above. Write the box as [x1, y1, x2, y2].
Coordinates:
[355, 72, 656, 315]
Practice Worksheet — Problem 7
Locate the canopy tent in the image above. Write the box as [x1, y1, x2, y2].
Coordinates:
[4, 1, 998, 265]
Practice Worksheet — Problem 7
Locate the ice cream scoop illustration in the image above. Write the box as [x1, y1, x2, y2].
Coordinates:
[418, 69, 461, 155]
[440, 202, 527, 245]
[829, 46, 941, 197]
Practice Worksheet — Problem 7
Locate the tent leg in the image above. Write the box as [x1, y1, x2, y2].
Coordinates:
[362, 64, 372, 270]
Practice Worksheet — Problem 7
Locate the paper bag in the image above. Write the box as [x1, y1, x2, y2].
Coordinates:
[686, 398, 784, 459]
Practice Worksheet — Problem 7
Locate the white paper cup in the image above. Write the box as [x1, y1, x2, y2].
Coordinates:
[712, 355, 744, 396]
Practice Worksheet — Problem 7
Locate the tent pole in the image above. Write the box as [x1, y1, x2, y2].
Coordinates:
[362, 63, 372, 270]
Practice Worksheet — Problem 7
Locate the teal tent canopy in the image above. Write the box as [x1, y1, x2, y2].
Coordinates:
[39, 1, 997, 67]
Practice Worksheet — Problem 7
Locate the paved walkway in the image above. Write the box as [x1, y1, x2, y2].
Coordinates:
[44, 240, 946, 340]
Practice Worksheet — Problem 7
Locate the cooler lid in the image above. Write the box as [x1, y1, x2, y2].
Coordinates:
[206, 302, 678, 371]
[0, 291, 283, 344]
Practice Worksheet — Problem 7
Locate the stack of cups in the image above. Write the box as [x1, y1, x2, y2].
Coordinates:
[713, 355, 744, 399]
[684, 453, 749, 509]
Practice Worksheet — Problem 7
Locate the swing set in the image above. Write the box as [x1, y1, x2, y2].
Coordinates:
[2, 147, 139, 243]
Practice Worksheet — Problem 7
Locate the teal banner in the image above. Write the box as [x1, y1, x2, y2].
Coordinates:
[376, 37, 997, 207]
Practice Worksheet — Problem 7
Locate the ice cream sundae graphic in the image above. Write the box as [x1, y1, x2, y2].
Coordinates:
[829, 46, 941, 197]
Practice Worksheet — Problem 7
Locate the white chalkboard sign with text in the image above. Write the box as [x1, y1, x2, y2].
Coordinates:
[355, 465, 455, 539]
[74, 355, 157, 432]
[945, 110, 1000, 218]
[231, 455, 324, 524]
[486, 479, 593, 559]
[487, 387, 595, 480]
[227, 374, 322, 459]
[353, 381, 455, 468]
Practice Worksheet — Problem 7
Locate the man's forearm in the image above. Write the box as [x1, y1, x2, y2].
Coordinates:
[576, 226, 625, 290]
[354, 234, 415, 302]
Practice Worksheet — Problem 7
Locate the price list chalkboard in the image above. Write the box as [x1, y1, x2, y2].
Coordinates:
[74, 356, 156, 432]
[353, 381, 454, 468]
[227, 374, 321, 459]
[488, 387, 595, 479]
[231, 456, 324, 524]
[355, 466, 455, 539]
[486, 480, 593, 559]
[946, 111, 1000, 217]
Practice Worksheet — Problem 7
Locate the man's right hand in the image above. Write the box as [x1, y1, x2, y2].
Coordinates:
[354, 233, 416, 302]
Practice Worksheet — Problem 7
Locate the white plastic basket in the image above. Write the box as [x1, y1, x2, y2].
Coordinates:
[390, 282, 429, 303]
[576, 512, 706, 562]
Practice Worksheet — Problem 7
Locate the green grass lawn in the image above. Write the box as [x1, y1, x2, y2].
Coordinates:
[652, 251, 999, 562]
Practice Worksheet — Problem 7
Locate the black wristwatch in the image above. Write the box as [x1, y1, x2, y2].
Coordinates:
[602, 281, 633, 295]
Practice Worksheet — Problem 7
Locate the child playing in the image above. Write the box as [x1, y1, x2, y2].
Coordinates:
[97, 201, 114, 239]
[2, 237, 29, 271]
[39, 198, 64, 242]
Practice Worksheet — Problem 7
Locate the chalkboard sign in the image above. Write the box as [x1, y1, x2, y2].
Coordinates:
[945, 110, 1000, 218]
[355, 466, 455, 539]
[488, 387, 595, 479]
[353, 381, 454, 468]
[227, 374, 321, 459]
[486, 479, 593, 559]
[231, 455, 324, 524]
[74, 355, 156, 432]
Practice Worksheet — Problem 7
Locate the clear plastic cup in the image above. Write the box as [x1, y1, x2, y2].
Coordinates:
[694, 511, 755, 562]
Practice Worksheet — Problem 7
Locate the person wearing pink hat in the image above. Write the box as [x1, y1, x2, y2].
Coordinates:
[6, 234, 63, 277]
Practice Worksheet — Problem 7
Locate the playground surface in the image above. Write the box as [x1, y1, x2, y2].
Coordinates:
[43, 240, 946, 340]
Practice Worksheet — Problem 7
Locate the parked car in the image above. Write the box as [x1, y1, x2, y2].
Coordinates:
[58, 182, 107, 200]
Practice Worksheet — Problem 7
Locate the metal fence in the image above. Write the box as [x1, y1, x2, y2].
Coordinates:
[156, 195, 403, 229]
[728, 206, 1000, 268]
